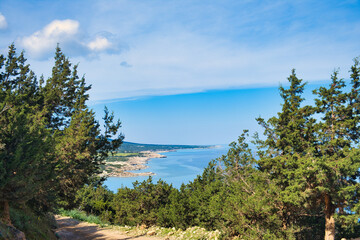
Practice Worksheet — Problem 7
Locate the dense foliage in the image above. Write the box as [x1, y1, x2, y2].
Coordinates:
[117, 141, 210, 153]
[256, 64, 360, 240]
[74, 136, 296, 239]
[74, 58, 360, 240]
[1, 42, 360, 240]
[0, 44, 123, 231]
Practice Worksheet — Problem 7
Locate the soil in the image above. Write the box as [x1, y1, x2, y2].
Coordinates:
[55, 216, 164, 240]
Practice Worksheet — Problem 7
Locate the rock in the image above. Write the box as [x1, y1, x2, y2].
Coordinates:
[139, 224, 147, 230]
[13, 229, 26, 240]
[0, 223, 26, 240]
[47, 213, 58, 229]
[147, 230, 156, 236]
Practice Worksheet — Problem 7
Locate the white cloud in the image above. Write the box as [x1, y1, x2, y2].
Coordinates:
[10, 0, 360, 101]
[19, 19, 119, 59]
[0, 13, 7, 29]
[87, 36, 112, 51]
[20, 19, 80, 58]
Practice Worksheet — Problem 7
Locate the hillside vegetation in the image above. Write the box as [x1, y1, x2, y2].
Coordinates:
[0, 44, 123, 239]
[72, 60, 360, 240]
[117, 141, 211, 153]
[1, 43, 360, 240]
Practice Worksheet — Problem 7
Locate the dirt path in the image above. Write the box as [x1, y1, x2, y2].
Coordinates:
[55, 216, 164, 240]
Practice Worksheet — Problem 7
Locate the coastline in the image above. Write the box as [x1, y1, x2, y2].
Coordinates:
[103, 146, 227, 191]
[101, 151, 167, 177]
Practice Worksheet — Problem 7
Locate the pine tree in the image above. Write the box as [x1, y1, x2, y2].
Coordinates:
[0, 44, 50, 225]
[311, 66, 360, 240]
[39, 46, 124, 208]
[258, 63, 360, 240]
[0, 44, 124, 224]
[255, 70, 321, 236]
[216, 130, 291, 239]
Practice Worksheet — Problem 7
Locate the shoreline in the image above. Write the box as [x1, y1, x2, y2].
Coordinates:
[101, 151, 167, 177]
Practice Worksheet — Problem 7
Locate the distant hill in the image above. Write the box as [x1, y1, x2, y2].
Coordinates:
[117, 141, 212, 153]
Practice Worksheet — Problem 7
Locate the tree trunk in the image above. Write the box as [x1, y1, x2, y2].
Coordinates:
[324, 194, 335, 240]
[0, 200, 12, 225]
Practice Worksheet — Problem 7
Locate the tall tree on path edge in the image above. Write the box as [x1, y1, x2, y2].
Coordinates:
[257, 63, 360, 240]
[0, 44, 124, 225]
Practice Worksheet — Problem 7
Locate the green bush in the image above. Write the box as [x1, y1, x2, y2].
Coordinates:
[58, 209, 107, 226]
[9, 206, 57, 240]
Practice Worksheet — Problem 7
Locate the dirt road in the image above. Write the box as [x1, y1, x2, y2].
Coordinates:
[55, 216, 164, 240]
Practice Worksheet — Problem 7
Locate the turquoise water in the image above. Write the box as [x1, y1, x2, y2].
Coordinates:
[104, 146, 228, 192]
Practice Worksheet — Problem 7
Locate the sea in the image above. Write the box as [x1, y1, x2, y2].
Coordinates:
[104, 145, 229, 192]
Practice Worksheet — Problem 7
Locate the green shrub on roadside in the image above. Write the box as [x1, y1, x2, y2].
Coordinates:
[8, 206, 57, 240]
[58, 209, 107, 227]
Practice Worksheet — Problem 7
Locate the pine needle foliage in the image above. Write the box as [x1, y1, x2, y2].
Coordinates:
[72, 58, 360, 240]
[0, 44, 123, 226]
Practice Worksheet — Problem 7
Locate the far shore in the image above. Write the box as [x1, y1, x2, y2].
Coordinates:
[101, 151, 167, 177]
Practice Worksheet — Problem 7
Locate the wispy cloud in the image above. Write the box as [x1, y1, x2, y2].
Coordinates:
[0, 13, 7, 30]
[83, 27, 360, 101]
[1, 0, 359, 100]
[120, 61, 132, 68]
[81, 0, 360, 100]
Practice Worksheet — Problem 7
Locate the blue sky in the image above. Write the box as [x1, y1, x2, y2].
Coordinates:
[0, 0, 360, 144]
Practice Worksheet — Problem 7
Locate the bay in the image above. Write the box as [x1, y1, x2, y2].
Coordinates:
[104, 146, 228, 192]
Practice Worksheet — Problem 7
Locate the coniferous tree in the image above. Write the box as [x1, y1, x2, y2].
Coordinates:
[258, 64, 360, 240]
[37, 46, 124, 208]
[256, 70, 322, 236]
[0, 44, 51, 225]
[311, 67, 360, 240]
[216, 130, 292, 239]
[0, 44, 124, 225]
